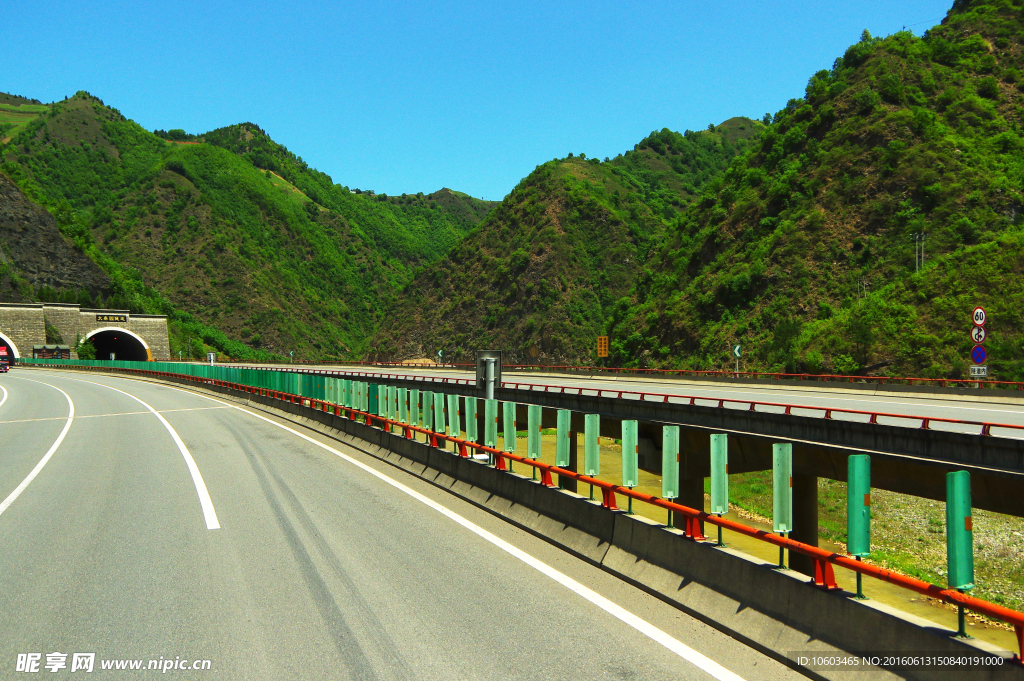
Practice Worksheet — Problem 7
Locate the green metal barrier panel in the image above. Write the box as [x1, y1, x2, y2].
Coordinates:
[398, 388, 408, 424]
[710, 433, 728, 515]
[847, 455, 871, 557]
[484, 399, 498, 448]
[773, 443, 793, 534]
[447, 394, 460, 437]
[410, 389, 420, 426]
[555, 409, 571, 467]
[527, 405, 541, 459]
[434, 392, 446, 435]
[622, 420, 638, 488]
[424, 391, 435, 431]
[946, 470, 974, 590]
[502, 401, 516, 453]
[584, 414, 600, 476]
[662, 426, 679, 500]
[368, 384, 379, 416]
[466, 397, 478, 443]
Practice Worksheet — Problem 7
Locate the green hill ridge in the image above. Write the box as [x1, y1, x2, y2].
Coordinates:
[4, 0, 1022, 377]
[606, 0, 1024, 380]
[0, 94, 495, 359]
[371, 121, 763, 363]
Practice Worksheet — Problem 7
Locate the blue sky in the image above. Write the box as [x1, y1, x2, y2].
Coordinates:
[5, 0, 953, 200]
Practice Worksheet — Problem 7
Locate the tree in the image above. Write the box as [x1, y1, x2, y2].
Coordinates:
[75, 334, 96, 360]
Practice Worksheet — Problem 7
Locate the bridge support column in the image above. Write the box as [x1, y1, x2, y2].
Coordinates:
[790, 473, 819, 577]
[562, 432, 578, 493]
[672, 451, 704, 535]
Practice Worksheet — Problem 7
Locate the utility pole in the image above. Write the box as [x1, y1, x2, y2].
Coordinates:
[187, 337, 192, 361]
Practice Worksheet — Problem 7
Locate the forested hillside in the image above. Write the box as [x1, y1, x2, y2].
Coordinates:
[0, 94, 495, 359]
[608, 0, 1024, 380]
[371, 121, 762, 362]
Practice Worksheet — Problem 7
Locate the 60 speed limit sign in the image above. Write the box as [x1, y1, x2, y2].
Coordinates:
[973, 306, 987, 326]
[970, 326, 987, 344]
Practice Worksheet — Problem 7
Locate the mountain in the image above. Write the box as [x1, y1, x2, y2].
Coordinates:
[0, 173, 111, 304]
[0, 93, 496, 359]
[370, 120, 763, 363]
[604, 0, 1024, 380]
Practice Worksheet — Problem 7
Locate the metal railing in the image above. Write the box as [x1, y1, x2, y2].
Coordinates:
[200, 358, 1024, 392]
[212, 364, 1024, 440]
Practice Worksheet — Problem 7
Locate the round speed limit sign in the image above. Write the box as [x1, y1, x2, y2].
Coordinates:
[973, 306, 987, 326]
[970, 326, 987, 344]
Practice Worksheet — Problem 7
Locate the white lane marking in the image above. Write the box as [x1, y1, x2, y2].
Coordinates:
[0, 385, 8, 410]
[52, 375, 220, 530]
[0, 406, 229, 425]
[0, 379, 74, 518]
[124, 379, 745, 680]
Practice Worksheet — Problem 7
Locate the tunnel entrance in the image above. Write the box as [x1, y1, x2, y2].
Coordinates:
[88, 329, 149, 361]
[0, 340, 15, 366]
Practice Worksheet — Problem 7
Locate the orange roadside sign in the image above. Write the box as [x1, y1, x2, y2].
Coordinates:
[597, 336, 609, 358]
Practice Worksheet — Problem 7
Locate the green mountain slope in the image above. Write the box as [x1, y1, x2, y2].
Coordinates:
[0, 93, 495, 359]
[604, 0, 1024, 380]
[371, 121, 762, 363]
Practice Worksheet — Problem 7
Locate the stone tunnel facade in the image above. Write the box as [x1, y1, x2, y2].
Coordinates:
[0, 302, 170, 361]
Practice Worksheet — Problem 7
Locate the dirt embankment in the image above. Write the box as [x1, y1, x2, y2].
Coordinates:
[0, 173, 111, 299]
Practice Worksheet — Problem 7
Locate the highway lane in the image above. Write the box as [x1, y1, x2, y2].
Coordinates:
[291, 365, 1024, 436]
[0, 370, 801, 680]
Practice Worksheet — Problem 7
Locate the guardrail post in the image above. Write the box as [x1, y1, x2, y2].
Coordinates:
[434, 391, 447, 451]
[773, 443, 793, 569]
[556, 410, 577, 492]
[848, 455, 871, 599]
[502, 401, 517, 473]
[584, 414, 600, 500]
[947, 470, 975, 638]
[622, 421, 638, 513]
[527, 404, 542, 481]
[662, 426, 679, 528]
[466, 397, 479, 445]
[710, 433, 728, 545]
[485, 398, 498, 464]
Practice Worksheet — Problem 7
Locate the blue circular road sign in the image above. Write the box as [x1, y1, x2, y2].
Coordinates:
[971, 345, 987, 364]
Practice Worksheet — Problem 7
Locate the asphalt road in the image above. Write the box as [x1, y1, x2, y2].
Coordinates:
[292, 365, 1024, 437]
[0, 370, 802, 680]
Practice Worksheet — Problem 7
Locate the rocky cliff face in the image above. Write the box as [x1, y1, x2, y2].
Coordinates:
[0, 173, 111, 300]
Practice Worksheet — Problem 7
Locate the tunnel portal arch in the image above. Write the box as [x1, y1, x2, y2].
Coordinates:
[0, 332, 20, 364]
[85, 327, 151, 361]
